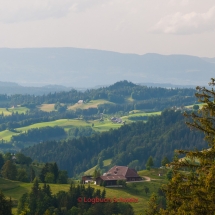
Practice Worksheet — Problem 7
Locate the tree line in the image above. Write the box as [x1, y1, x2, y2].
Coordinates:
[17, 180, 134, 215]
[0, 80, 196, 108]
[21, 109, 207, 177]
[0, 152, 68, 184]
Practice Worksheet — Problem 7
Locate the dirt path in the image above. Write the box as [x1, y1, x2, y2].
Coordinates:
[142, 176, 151, 181]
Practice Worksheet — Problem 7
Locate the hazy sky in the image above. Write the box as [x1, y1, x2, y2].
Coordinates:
[0, 0, 215, 57]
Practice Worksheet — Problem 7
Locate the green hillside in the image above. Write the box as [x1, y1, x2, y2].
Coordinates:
[21, 110, 206, 177]
[0, 106, 29, 116]
[84, 158, 112, 175]
[0, 108, 162, 144]
[0, 168, 168, 215]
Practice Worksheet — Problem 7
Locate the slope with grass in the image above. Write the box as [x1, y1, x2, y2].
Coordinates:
[1, 108, 161, 143]
[68, 99, 113, 110]
[0, 106, 29, 116]
[84, 158, 112, 175]
[0, 168, 168, 215]
[0, 118, 123, 143]
[38, 104, 55, 112]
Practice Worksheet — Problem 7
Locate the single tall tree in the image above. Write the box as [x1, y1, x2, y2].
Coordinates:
[160, 78, 215, 214]
[1, 160, 17, 180]
[161, 156, 170, 167]
[146, 156, 154, 170]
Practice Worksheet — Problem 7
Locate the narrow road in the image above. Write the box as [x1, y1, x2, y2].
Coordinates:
[142, 176, 151, 181]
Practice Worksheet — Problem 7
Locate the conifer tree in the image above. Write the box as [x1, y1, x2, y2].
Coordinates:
[160, 78, 215, 214]
[0, 190, 12, 215]
[145, 193, 160, 215]
[1, 160, 17, 180]
[146, 156, 154, 170]
[161, 156, 170, 167]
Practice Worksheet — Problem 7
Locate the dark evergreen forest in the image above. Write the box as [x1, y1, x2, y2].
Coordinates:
[0, 81, 196, 109]
[22, 110, 207, 177]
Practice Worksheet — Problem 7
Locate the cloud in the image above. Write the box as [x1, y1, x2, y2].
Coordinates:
[150, 6, 215, 34]
[0, 0, 105, 23]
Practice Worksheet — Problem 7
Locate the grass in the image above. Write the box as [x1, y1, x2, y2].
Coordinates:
[0, 172, 166, 215]
[103, 158, 112, 166]
[0, 119, 93, 142]
[68, 99, 113, 110]
[0, 130, 19, 142]
[38, 104, 55, 112]
[0, 118, 123, 142]
[138, 168, 169, 180]
[16, 119, 91, 131]
[84, 158, 112, 175]
[38, 100, 113, 112]
[121, 111, 161, 123]
[0, 108, 11, 116]
[0, 106, 29, 116]
[93, 120, 122, 132]
[0, 178, 71, 215]
[84, 166, 97, 176]
[0, 109, 161, 143]
[128, 111, 161, 117]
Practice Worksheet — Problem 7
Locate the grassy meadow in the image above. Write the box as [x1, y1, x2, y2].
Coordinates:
[0, 106, 29, 116]
[68, 99, 113, 110]
[0, 97, 201, 144]
[0, 177, 71, 214]
[0, 167, 167, 215]
[84, 158, 112, 175]
[0, 117, 123, 142]
[38, 104, 55, 112]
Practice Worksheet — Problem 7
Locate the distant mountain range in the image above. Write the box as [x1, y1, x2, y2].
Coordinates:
[0, 81, 73, 95]
[0, 47, 214, 88]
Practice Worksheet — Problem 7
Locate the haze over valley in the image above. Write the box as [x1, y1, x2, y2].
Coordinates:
[1, 1, 215, 214]
[0, 48, 214, 88]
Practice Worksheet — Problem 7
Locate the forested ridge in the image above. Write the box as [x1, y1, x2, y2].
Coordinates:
[22, 110, 206, 177]
[0, 81, 196, 108]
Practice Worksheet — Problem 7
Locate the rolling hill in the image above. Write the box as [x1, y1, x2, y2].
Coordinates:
[0, 48, 214, 88]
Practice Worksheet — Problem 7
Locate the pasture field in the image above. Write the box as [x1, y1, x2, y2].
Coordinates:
[93, 120, 122, 132]
[0, 170, 166, 215]
[0, 130, 20, 142]
[0, 108, 11, 116]
[126, 96, 135, 102]
[0, 106, 29, 116]
[128, 111, 161, 117]
[0, 118, 124, 142]
[0, 108, 162, 142]
[84, 166, 97, 176]
[0, 178, 71, 215]
[16, 119, 92, 132]
[38, 103, 55, 112]
[103, 158, 112, 166]
[38, 100, 112, 112]
[121, 110, 161, 122]
[84, 158, 112, 175]
[0, 119, 92, 142]
[138, 168, 169, 180]
[68, 99, 113, 110]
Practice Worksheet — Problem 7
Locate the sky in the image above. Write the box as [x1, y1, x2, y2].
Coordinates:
[0, 0, 215, 57]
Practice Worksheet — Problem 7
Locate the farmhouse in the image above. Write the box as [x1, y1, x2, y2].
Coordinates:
[82, 175, 93, 184]
[96, 166, 142, 186]
[110, 117, 122, 123]
[77, 100, 84, 104]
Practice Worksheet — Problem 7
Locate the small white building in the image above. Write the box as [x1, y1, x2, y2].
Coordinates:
[77, 100, 84, 104]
